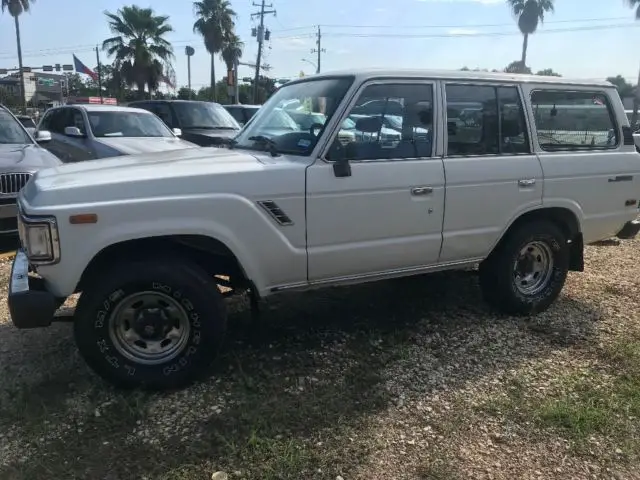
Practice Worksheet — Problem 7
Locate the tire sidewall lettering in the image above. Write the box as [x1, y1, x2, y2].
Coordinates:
[92, 282, 203, 377]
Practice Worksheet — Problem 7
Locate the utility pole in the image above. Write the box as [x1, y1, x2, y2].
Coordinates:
[310, 26, 325, 74]
[95, 46, 103, 104]
[251, 0, 276, 104]
[185, 46, 195, 99]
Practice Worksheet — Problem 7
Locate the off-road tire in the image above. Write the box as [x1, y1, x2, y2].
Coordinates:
[74, 257, 226, 390]
[479, 221, 569, 315]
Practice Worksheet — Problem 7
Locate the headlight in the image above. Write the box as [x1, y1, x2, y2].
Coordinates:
[17, 209, 60, 264]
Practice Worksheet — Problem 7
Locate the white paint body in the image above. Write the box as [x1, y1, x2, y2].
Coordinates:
[18, 69, 640, 298]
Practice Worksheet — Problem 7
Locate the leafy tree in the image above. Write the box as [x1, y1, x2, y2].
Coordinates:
[1, 0, 34, 112]
[102, 5, 174, 99]
[627, 0, 640, 126]
[177, 87, 197, 100]
[606, 75, 634, 98]
[504, 61, 532, 74]
[507, 0, 554, 69]
[536, 68, 561, 77]
[193, 0, 236, 101]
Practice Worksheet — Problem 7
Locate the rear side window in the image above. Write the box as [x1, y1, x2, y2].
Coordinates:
[445, 84, 530, 156]
[530, 90, 618, 151]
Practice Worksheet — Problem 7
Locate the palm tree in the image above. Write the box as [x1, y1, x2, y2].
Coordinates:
[102, 5, 174, 99]
[1, 0, 34, 112]
[627, 1, 640, 128]
[193, 0, 236, 101]
[221, 32, 243, 103]
[507, 0, 554, 68]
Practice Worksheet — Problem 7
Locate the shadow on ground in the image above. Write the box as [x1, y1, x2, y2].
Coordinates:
[0, 270, 602, 480]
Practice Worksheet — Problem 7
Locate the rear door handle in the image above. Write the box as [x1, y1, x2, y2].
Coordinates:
[608, 175, 633, 183]
[411, 186, 433, 196]
[518, 178, 536, 187]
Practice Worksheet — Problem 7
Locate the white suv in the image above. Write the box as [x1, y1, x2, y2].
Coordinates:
[8, 69, 640, 390]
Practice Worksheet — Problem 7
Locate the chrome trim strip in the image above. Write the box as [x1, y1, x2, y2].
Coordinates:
[270, 258, 483, 293]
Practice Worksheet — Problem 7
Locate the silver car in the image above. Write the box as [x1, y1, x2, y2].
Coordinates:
[0, 105, 61, 233]
[36, 104, 197, 163]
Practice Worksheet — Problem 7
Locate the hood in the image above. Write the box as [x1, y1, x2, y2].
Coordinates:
[96, 137, 197, 155]
[180, 128, 239, 146]
[0, 143, 62, 170]
[22, 147, 307, 208]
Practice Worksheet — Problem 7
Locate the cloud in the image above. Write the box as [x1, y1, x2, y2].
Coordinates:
[447, 28, 479, 35]
[271, 37, 312, 51]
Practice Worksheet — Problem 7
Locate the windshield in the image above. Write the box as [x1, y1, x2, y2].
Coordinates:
[233, 77, 354, 156]
[0, 109, 32, 144]
[88, 111, 174, 138]
[174, 102, 240, 130]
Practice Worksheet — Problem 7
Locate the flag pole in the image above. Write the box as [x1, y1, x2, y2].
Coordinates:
[95, 45, 103, 104]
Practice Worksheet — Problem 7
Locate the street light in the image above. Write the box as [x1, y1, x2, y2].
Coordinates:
[301, 58, 317, 71]
[185, 46, 195, 99]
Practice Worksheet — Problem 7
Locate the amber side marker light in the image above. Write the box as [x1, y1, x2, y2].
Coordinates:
[69, 213, 98, 225]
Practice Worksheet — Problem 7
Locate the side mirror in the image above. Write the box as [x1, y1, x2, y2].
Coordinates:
[172, 128, 182, 137]
[64, 126, 84, 137]
[35, 130, 52, 142]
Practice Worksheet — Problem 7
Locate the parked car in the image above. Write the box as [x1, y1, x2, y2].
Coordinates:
[222, 104, 261, 126]
[128, 100, 241, 146]
[15, 115, 37, 136]
[8, 69, 640, 390]
[0, 105, 60, 233]
[35, 104, 196, 163]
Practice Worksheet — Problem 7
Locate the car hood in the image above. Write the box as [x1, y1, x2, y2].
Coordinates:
[0, 143, 62, 170]
[21, 147, 307, 208]
[96, 137, 197, 154]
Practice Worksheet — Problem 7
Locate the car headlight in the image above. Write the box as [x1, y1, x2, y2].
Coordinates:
[17, 209, 60, 264]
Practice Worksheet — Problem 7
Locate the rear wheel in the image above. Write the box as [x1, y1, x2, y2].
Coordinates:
[479, 221, 569, 315]
[74, 257, 226, 390]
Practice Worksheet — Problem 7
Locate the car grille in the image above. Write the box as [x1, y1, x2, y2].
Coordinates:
[0, 173, 32, 195]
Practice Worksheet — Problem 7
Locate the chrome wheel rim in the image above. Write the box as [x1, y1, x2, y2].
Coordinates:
[108, 291, 191, 365]
[513, 241, 554, 296]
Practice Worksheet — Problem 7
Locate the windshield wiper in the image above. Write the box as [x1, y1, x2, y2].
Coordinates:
[188, 125, 238, 130]
[248, 135, 280, 157]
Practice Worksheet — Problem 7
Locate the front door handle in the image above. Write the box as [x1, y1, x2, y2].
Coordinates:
[518, 178, 536, 187]
[608, 175, 633, 183]
[411, 186, 433, 196]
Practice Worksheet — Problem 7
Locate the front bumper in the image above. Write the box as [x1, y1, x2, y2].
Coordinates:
[616, 219, 640, 240]
[7, 250, 57, 328]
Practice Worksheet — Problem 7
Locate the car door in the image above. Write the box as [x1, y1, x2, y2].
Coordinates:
[525, 86, 640, 243]
[440, 82, 543, 262]
[305, 80, 445, 283]
[56, 108, 95, 162]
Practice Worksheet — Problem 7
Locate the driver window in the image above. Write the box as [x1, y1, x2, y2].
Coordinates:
[328, 83, 434, 161]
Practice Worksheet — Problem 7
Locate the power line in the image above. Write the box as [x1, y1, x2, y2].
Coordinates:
[319, 22, 640, 39]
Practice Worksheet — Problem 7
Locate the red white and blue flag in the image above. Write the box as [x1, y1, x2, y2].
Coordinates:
[73, 55, 98, 81]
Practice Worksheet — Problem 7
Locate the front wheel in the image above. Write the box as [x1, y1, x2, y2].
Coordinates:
[479, 221, 569, 315]
[74, 257, 227, 390]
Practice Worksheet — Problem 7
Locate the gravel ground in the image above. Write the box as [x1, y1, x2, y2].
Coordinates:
[0, 239, 639, 479]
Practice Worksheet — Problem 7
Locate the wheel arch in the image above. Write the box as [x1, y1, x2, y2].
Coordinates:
[75, 234, 253, 293]
[491, 206, 584, 272]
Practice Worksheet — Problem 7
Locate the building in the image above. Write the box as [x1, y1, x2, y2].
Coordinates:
[0, 71, 66, 110]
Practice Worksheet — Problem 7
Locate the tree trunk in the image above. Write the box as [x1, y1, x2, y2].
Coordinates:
[14, 16, 27, 113]
[137, 82, 145, 100]
[210, 54, 216, 102]
[520, 33, 529, 68]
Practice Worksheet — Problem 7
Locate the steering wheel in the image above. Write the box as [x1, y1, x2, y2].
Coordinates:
[309, 122, 324, 137]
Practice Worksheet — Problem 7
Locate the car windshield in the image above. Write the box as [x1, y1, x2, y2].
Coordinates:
[88, 111, 174, 138]
[0, 109, 31, 144]
[232, 77, 354, 156]
[173, 102, 240, 130]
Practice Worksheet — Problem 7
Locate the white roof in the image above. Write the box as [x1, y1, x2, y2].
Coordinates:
[78, 104, 154, 113]
[304, 68, 614, 88]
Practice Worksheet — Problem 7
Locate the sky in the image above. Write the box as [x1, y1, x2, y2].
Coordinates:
[0, 0, 639, 93]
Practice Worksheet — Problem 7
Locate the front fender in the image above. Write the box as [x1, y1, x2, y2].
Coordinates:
[36, 193, 307, 297]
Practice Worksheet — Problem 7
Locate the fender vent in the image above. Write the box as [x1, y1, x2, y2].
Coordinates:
[257, 200, 294, 226]
[622, 126, 635, 146]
